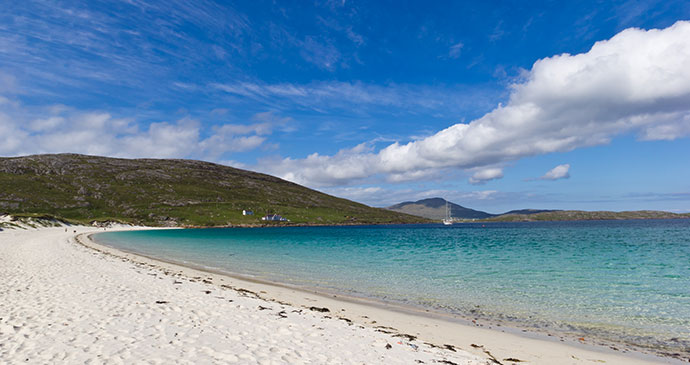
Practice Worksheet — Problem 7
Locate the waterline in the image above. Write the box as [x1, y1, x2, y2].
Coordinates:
[94, 220, 690, 356]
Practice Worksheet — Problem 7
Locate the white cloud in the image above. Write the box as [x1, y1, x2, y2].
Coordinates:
[448, 42, 464, 59]
[0, 104, 279, 160]
[218, 159, 248, 169]
[0, 112, 27, 155]
[321, 186, 383, 202]
[259, 21, 690, 187]
[469, 167, 504, 185]
[637, 112, 690, 141]
[212, 80, 490, 115]
[29, 116, 64, 131]
[320, 185, 501, 207]
[540, 164, 571, 181]
[299, 36, 341, 70]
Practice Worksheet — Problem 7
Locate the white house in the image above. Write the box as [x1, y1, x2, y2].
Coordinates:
[261, 214, 287, 221]
[242, 210, 254, 216]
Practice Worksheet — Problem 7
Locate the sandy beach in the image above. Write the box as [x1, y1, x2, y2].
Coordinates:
[0, 225, 681, 364]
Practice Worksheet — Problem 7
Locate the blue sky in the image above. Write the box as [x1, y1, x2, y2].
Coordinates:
[1, 1, 689, 212]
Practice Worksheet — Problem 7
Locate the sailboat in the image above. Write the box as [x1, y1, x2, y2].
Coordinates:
[442, 200, 454, 225]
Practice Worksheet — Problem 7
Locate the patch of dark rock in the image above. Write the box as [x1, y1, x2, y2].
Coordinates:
[308, 306, 330, 313]
[155, 301, 168, 304]
[258, 306, 271, 310]
[470, 344, 503, 364]
[394, 333, 417, 341]
[374, 325, 397, 331]
[385, 343, 392, 350]
[237, 288, 260, 298]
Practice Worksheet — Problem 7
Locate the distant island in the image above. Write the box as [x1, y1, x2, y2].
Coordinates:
[387, 197, 689, 222]
[0, 154, 426, 227]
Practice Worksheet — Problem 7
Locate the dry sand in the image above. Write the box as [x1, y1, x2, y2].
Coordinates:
[0, 226, 681, 364]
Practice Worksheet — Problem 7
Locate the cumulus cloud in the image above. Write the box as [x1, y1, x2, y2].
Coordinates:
[469, 167, 504, 185]
[321, 186, 384, 202]
[260, 21, 690, 187]
[540, 164, 571, 181]
[321, 186, 501, 207]
[0, 103, 282, 161]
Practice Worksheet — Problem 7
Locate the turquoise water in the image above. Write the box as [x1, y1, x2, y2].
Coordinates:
[94, 220, 690, 354]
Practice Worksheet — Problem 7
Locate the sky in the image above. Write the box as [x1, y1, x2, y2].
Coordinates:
[1, 0, 689, 212]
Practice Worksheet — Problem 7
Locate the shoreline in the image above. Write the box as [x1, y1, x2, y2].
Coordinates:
[1, 226, 485, 364]
[5, 213, 688, 233]
[82, 228, 684, 364]
[166, 216, 690, 229]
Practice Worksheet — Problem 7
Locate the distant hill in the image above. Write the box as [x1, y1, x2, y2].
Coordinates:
[0, 154, 426, 227]
[386, 198, 688, 222]
[387, 198, 494, 220]
[501, 209, 558, 215]
[484, 210, 690, 222]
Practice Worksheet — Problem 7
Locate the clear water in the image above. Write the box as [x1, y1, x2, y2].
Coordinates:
[94, 220, 690, 354]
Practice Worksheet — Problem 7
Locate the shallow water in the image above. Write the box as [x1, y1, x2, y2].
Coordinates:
[94, 220, 690, 354]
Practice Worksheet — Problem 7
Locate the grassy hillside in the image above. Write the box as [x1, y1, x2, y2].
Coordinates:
[483, 210, 690, 222]
[0, 154, 426, 227]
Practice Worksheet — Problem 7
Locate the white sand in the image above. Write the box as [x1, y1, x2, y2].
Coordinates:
[0, 226, 681, 364]
[0, 227, 485, 364]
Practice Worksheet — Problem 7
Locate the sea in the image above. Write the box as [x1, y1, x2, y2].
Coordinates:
[93, 219, 690, 356]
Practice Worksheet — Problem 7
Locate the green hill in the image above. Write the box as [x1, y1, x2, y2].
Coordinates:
[483, 210, 690, 222]
[0, 154, 426, 227]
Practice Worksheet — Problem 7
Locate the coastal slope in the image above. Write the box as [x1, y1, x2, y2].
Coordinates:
[0, 154, 425, 226]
